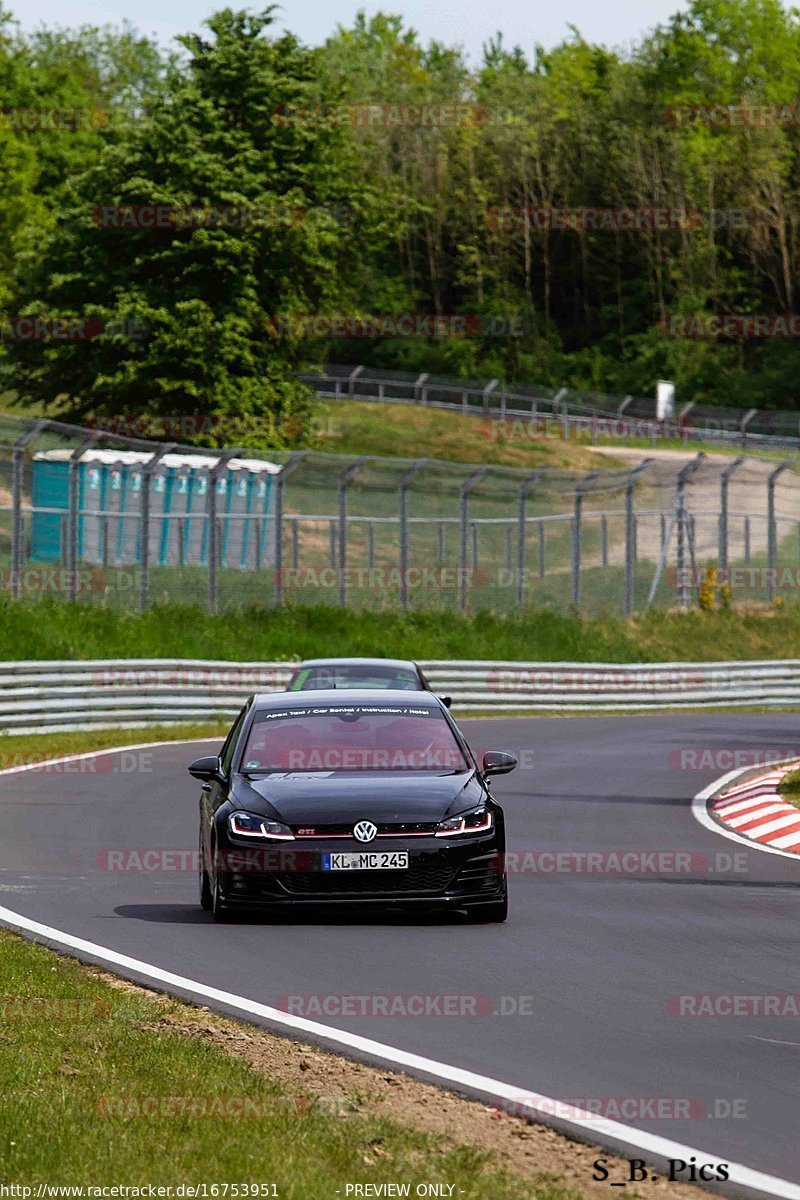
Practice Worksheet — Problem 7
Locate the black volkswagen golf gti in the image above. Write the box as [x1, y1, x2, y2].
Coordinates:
[189, 691, 516, 923]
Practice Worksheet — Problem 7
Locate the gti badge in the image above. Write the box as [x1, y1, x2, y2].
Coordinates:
[353, 820, 378, 843]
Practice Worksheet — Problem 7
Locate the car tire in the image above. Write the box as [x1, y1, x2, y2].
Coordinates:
[211, 871, 233, 923]
[199, 831, 213, 912]
[467, 894, 508, 923]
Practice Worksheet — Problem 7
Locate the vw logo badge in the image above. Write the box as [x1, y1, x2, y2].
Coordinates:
[353, 820, 378, 843]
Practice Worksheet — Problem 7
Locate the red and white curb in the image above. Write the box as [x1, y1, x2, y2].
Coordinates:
[709, 762, 800, 855]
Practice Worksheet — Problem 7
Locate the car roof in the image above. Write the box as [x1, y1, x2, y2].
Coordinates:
[291, 657, 419, 672]
[253, 688, 440, 710]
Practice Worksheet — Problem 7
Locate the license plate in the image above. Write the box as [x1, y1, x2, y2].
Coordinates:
[323, 851, 409, 871]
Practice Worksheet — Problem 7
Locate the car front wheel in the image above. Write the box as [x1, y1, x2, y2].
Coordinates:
[199, 830, 213, 911]
[211, 872, 233, 923]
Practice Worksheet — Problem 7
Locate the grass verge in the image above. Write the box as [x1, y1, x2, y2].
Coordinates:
[305, 399, 800, 467]
[0, 930, 560, 1196]
[778, 765, 800, 809]
[0, 723, 228, 769]
[0, 927, 714, 1199]
[306, 400, 617, 470]
[2, 597, 800, 662]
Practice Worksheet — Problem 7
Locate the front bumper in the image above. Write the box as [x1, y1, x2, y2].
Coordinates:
[215, 835, 505, 908]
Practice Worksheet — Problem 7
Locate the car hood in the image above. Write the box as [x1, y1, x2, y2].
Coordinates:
[234, 770, 484, 824]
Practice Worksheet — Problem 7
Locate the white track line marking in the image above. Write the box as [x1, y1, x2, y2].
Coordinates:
[0, 741, 798, 1199]
[693, 764, 800, 861]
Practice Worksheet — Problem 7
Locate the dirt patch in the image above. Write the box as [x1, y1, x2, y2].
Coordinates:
[91, 968, 709, 1199]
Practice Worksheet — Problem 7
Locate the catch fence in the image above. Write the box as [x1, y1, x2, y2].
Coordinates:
[302, 363, 800, 451]
[1, 413, 800, 615]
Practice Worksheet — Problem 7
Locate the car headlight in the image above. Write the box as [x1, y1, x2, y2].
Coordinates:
[229, 812, 295, 841]
[435, 808, 493, 837]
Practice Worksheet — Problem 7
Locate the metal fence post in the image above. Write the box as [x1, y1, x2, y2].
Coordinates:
[208, 449, 242, 614]
[719, 456, 745, 573]
[572, 472, 601, 608]
[459, 467, 489, 612]
[337, 457, 369, 606]
[348, 365, 364, 395]
[10, 420, 47, 598]
[767, 460, 793, 601]
[68, 436, 99, 602]
[517, 471, 545, 610]
[139, 443, 176, 611]
[624, 460, 654, 616]
[676, 454, 706, 608]
[398, 460, 426, 609]
[740, 408, 757, 450]
[482, 379, 498, 415]
[274, 451, 308, 607]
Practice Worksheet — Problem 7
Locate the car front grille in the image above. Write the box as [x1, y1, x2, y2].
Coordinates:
[274, 861, 458, 896]
[290, 822, 438, 837]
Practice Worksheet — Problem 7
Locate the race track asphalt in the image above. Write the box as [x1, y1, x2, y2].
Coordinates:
[1, 713, 799, 1189]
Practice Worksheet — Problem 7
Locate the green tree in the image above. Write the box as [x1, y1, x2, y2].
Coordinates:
[6, 9, 354, 445]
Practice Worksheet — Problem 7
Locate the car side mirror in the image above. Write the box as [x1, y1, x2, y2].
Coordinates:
[441, 696, 452, 709]
[188, 755, 222, 782]
[483, 751, 517, 777]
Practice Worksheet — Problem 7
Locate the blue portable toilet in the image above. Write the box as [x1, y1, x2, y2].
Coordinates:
[30, 449, 281, 569]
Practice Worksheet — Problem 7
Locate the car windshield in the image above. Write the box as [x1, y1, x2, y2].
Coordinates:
[288, 665, 422, 691]
[240, 705, 468, 773]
